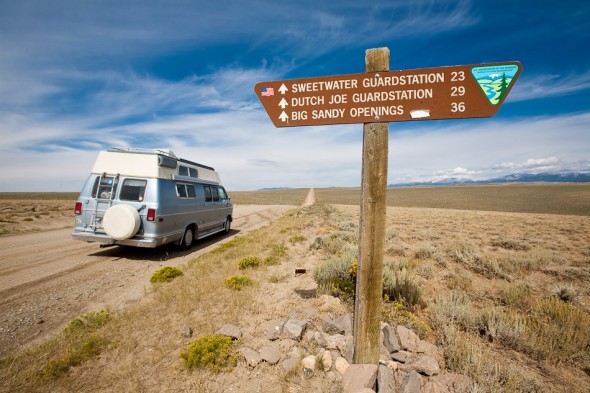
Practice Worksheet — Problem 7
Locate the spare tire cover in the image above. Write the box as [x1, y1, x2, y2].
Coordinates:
[102, 204, 141, 240]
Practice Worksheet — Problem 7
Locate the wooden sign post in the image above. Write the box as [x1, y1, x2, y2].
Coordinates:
[254, 50, 521, 365]
[353, 47, 389, 364]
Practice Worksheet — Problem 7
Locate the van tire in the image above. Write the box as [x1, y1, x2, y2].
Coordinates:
[180, 227, 194, 250]
[223, 218, 231, 234]
[103, 204, 141, 240]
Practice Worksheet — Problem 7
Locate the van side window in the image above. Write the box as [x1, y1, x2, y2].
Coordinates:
[179, 165, 198, 178]
[187, 185, 196, 198]
[120, 179, 147, 201]
[176, 183, 196, 199]
[218, 187, 228, 200]
[204, 186, 212, 202]
[211, 187, 219, 202]
[176, 184, 188, 198]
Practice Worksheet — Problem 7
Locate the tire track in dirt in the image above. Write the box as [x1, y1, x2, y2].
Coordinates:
[302, 188, 315, 206]
[0, 243, 96, 278]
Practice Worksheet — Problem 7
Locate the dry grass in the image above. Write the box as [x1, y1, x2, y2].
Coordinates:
[0, 192, 78, 201]
[2, 186, 589, 392]
[0, 199, 73, 236]
[336, 203, 590, 392]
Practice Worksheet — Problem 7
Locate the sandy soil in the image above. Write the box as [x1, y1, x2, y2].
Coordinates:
[0, 204, 295, 359]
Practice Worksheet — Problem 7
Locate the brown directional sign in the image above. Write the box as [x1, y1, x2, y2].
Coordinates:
[255, 61, 521, 127]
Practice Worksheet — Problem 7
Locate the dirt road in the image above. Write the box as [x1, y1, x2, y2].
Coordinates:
[0, 204, 294, 359]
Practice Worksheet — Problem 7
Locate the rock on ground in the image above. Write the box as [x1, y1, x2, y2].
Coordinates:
[217, 324, 242, 340]
[259, 345, 281, 365]
[400, 370, 422, 393]
[342, 364, 378, 393]
[240, 347, 261, 367]
[378, 363, 395, 393]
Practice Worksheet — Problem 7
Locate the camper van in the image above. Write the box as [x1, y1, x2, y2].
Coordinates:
[72, 148, 233, 249]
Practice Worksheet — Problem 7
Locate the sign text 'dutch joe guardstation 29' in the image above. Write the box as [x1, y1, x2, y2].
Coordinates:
[255, 62, 521, 127]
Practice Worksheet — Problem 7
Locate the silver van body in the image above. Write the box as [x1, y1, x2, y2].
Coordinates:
[72, 148, 233, 249]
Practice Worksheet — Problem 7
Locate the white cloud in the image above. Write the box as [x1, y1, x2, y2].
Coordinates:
[2, 110, 589, 191]
[389, 113, 590, 184]
[508, 72, 590, 102]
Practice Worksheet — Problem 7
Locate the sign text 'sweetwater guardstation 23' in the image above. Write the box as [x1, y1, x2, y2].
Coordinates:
[255, 48, 521, 364]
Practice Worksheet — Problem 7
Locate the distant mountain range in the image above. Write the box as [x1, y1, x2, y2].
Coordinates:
[389, 172, 590, 187]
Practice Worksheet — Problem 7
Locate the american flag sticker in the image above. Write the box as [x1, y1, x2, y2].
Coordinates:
[261, 87, 274, 97]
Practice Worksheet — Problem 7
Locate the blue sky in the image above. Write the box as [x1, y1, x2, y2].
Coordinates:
[0, 0, 589, 191]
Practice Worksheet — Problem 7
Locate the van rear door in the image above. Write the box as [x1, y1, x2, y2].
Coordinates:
[89, 175, 119, 231]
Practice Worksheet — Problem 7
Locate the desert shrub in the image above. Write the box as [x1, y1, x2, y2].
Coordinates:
[490, 236, 530, 251]
[180, 334, 238, 372]
[224, 275, 254, 290]
[310, 236, 324, 250]
[498, 256, 535, 276]
[414, 243, 435, 260]
[313, 252, 357, 298]
[551, 282, 580, 303]
[43, 336, 107, 380]
[238, 256, 261, 269]
[443, 271, 473, 292]
[42, 311, 112, 381]
[383, 298, 430, 337]
[269, 243, 288, 257]
[289, 235, 306, 243]
[415, 263, 434, 279]
[338, 221, 356, 231]
[268, 273, 288, 283]
[523, 296, 590, 362]
[321, 235, 348, 255]
[471, 256, 512, 281]
[263, 255, 279, 266]
[310, 232, 356, 255]
[478, 308, 526, 348]
[385, 243, 406, 257]
[430, 291, 476, 331]
[501, 283, 532, 310]
[210, 236, 247, 254]
[438, 325, 543, 392]
[531, 250, 565, 267]
[446, 241, 480, 265]
[150, 266, 183, 283]
[65, 310, 110, 336]
[382, 261, 422, 307]
[478, 296, 590, 363]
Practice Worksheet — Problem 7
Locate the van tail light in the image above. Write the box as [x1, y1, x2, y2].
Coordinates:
[74, 202, 83, 215]
[147, 208, 156, 222]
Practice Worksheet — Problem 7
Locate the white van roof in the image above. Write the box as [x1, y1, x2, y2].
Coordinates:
[91, 148, 221, 185]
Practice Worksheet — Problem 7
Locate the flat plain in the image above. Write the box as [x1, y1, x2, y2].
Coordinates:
[1, 184, 589, 392]
[316, 183, 590, 215]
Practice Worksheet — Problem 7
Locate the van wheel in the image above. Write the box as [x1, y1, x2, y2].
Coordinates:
[223, 218, 231, 234]
[180, 227, 194, 250]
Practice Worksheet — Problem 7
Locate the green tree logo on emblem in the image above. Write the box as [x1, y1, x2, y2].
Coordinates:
[471, 64, 520, 105]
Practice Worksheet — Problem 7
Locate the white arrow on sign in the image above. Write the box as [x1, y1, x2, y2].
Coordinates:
[278, 98, 288, 109]
[278, 84, 288, 95]
[279, 111, 289, 122]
